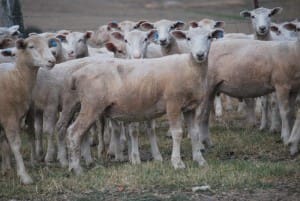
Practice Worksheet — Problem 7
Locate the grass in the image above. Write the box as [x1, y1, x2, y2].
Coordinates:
[0, 110, 299, 200]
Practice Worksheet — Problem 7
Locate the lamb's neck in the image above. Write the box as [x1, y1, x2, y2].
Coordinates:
[15, 55, 39, 90]
[188, 53, 208, 82]
[254, 32, 272, 41]
[161, 37, 180, 56]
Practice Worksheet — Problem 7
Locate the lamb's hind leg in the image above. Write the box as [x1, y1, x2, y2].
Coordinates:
[288, 108, 300, 156]
[184, 110, 206, 166]
[43, 106, 58, 164]
[145, 120, 162, 161]
[4, 119, 33, 184]
[1, 130, 11, 174]
[67, 104, 101, 175]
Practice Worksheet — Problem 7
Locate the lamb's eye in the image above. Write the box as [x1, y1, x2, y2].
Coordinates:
[78, 39, 83, 43]
[124, 39, 128, 43]
[297, 28, 300, 32]
[117, 50, 123, 54]
[144, 38, 148, 42]
[208, 35, 212, 40]
[251, 15, 255, 19]
[187, 37, 191, 41]
[28, 45, 34, 49]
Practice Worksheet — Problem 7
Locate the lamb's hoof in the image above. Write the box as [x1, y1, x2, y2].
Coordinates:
[281, 136, 289, 145]
[153, 154, 163, 162]
[69, 165, 83, 176]
[259, 126, 266, 131]
[20, 173, 33, 185]
[172, 158, 186, 169]
[195, 159, 207, 167]
[269, 127, 280, 133]
[288, 142, 299, 156]
[45, 154, 55, 165]
[59, 159, 68, 168]
[131, 157, 141, 165]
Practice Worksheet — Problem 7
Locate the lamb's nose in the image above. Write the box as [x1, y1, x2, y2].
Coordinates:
[196, 53, 205, 60]
[160, 39, 167, 45]
[259, 26, 266, 32]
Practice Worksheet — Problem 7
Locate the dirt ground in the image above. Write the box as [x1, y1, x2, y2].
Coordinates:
[21, 0, 299, 33]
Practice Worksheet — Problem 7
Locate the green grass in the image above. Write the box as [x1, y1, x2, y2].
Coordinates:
[0, 111, 299, 200]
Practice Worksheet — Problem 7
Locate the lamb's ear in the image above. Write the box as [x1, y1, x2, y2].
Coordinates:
[172, 21, 185, 30]
[105, 42, 117, 53]
[29, 32, 38, 37]
[84, 31, 93, 39]
[240, 10, 251, 18]
[211, 29, 224, 39]
[140, 22, 154, 31]
[1, 49, 13, 57]
[134, 20, 147, 29]
[56, 34, 66, 41]
[283, 23, 297, 32]
[111, 31, 124, 41]
[16, 39, 27, 49]
[107, 21, 120, 30]
[171, 30, 186, 40]
[189, 21, 198, 28]
[269, 7, 282, 17]
[214, 21, 225, 29]
[147, 30, 158, 42]
[270, 24, 280, 35]
[9, 25, 19, 33]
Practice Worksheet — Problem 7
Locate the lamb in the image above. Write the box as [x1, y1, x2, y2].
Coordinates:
[141, 19, 188, 56]
[31, 31, 92, 163]
[240, 6, 283, 131]
[284, 21, 300, 156]
[0, 25, 20, 49]
[197, 23, 300, 151]
[0, 35, 56, 184]
[101, 29, 163, 164]
[61, 27, 224, 174]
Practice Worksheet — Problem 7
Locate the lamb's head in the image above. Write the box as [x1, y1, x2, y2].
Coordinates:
[0, 25, 20, 48]
[111, 29, 156, 59]
[105, 39, 127, 59]
[189, 19, 225, 30]
[30, 32, 63, 61]
[240, 7, 282, 36]
[108, 20, 147, 33]
[16, 35, 56, 69]
[172, 27, 224, 63]
[283, 21, 300, 40]
[141, 19, 185, 47]
[56, 31, 92, 59]
[271, 21, 298, 40]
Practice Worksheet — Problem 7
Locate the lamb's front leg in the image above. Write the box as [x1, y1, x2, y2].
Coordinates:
[128, 122, 141, 164]
[166, 101, 185, 169]
[145, 120, 163, 161]
[275, 85, 292, 144]
[184, 110, 206, 166]
[288, 108, 300, 156]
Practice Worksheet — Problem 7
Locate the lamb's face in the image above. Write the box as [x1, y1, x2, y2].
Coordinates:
[283, 21, 300, 40]
[0, 25, 20, 48]
[189, 19, 225, 30]
[111, 30, 156, 59]
[57, 31, 92, 59]
[141, 20, 185, 47]
[16, 35, 56, 69]
[172, 27, 224, 63]
[241, 7, 282, 36]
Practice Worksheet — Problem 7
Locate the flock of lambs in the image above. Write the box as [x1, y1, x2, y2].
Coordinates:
[0, 6, 299, 185]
